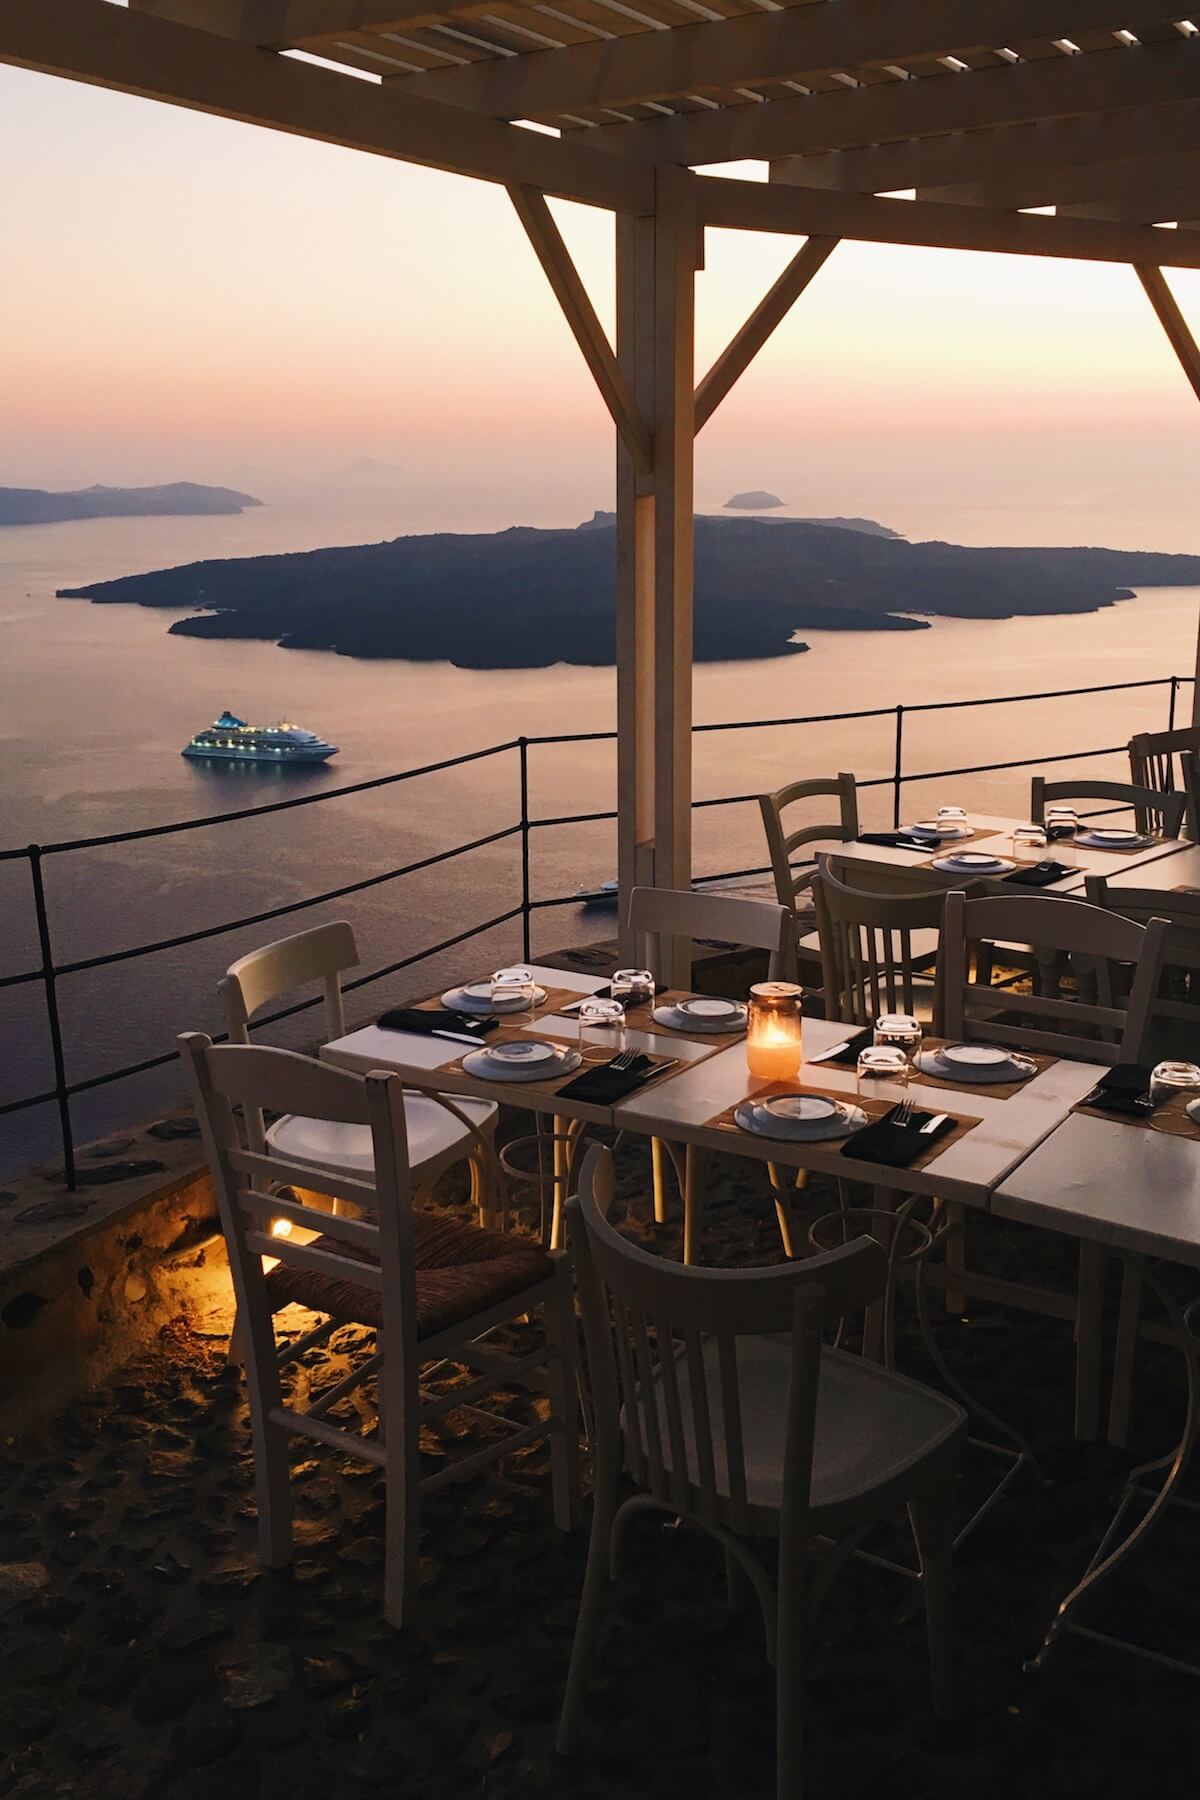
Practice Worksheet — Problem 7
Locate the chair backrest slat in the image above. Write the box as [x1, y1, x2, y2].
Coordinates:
[937, 891, 1167, 1064]
[1086, 876, 1200, 972]
[759, 772, 860, 908]
[1030, 776, 1185, 840]
[567, 1146, 886, 1538]
[1129, 727, 1200, 838]
[814, 857, 948, 1026]
[627, 886, 794, 982]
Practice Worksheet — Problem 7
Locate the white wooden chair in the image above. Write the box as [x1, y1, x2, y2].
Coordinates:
[813, 855, 948, 1024]
[1128, 726, 1200, 840]
[626, 886, 795, 1262]
[937, 890, 1168, 1440]
[182, 1033, 580, 1628]
[222, 920, 499, 1223]
[1031, 775, 1186, 842]
[759, 771, 860, 974]
[557, 1145, 965, 1799]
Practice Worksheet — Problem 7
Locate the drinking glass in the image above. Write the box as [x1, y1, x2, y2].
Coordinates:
[874, 1013, 922, 1060]
[578, 996, 626, 1063]
[1012, 824, 1048, 861]
[611, 968, 655, 1009]
[857, 1044, 909, 1088]
[936, 805, 968, 832]
[1045, 807, 1078, 842]
[1150, 1060, 1200, 1105]
[491, 966, 537, 1010]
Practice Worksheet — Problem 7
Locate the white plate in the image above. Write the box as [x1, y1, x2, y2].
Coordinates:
[1075, 829, 1153, 851]
[931, 852, 1016, 874]
[442, 981, 547, 1015]
[734, 1094, 866, 1142]
[908, 821, 973, 841]
[461, 1039, 581, 1082]
[653, 999, 747, 1033]
[914, 1046, 1035, 1083]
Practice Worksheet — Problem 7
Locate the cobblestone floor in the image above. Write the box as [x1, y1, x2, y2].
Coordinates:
[2, 1145, 1200, 1800]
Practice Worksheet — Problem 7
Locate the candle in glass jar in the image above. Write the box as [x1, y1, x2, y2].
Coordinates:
[746, 982, 804, 1081]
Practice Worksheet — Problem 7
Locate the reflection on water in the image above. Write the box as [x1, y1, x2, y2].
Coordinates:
[2, 498, 1197, 1173]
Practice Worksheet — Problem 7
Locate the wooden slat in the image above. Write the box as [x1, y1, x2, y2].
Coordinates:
[384, 1, 1190, 119]
[1137, 264, 1200, 405]
[920, 146, 1200, 212]
[594, 35, 1200, 167]
[5, 0, 655, 214]
[132, 1, 521, 43]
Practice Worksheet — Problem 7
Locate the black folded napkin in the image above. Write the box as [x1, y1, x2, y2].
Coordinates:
[808, 1025, 875, 1067]
[1081, 1062, 1155, 1117]
[557, 1053, 658, 1103]
[1004, 860, 1073, 888]
[856, 831, 938, 852]
[842, 1104, 955, 1168]
[590, 980, 669, 1006]
[377, 1007, 497, 1039]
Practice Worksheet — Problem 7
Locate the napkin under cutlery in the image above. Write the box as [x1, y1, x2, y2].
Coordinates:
[1004, 860, 1073, 888]
[557, 1053, 675, 1103]
[1080, 1062, 1156, 1117]
[377, 1007, 498, 1045]
[855, 831, 940, 852]
[842, 1103, 955, 1167]
[808, 1026, 875, 1067]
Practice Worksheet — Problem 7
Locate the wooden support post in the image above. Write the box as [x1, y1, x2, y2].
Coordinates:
[616, 172, 699, 983]
[1136, 266, 1200, 725]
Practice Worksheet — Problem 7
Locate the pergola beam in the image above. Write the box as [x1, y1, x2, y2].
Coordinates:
[920, 148, 1200, 212]
[3, 0, 653, 213]
[701, 173, 1200, 268]
[508, 184, 653, 473]
[694, 235, 838, 434]
[772, 98, 1200, 199]
[597, 36, 1200, 169]
[130, 2, 483, 43]
[383, 0, 1182, 122]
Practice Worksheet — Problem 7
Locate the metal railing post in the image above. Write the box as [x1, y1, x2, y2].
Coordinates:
[518, 737, 532, 962]
[27, 846, 76, 1191]
[892, 704, 905, 827]
[1169, 675, 1180, 734]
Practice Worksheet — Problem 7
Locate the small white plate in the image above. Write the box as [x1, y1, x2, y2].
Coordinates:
[909, 820, 973, 841]
[442, 981, 547, 1015]
[915, 1046, 1035, 1083]
[931, 852, 1016, 874]
[1075, 829, 1153, 851]
[734, 1093, 866, 1142]
[653, 998, 748, 1033]
[461, 1039, 581, 1082]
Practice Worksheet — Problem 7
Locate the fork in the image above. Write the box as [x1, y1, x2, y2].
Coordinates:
[609, 1049, 642, 1071]
[892, 1097, 916, 1129]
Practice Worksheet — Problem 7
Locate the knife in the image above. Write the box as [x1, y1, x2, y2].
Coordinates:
[431, 1028, 493, 1047]
[919, 1113, 951, 1135]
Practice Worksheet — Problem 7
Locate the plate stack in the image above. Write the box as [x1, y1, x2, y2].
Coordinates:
[913, 1044, 1036, 1083]
[733, 1093, 868, 1140]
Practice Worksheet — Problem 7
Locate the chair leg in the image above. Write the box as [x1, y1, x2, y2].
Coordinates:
[1108, 1252, 1145, 1450]
[556, 1481, 618, 1755]
[380, 1342, 421, 1630]
[545, 1268, 582, 1533]
[774, 1552, 807, 1800]
[651, 1137, 669, 1225]
[943, 1202, 966, 1318]
[682, 1146, 708, 1267]
[909, 1481, 956, 1721]
[767, 1165, 801, 1259]
[1074, 1240, 1107, 1443]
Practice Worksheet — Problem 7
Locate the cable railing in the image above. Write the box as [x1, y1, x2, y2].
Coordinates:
[1, 671, 1191, 1188]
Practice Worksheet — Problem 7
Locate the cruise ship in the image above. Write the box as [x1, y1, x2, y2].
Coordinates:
[182, 712, 338, 764]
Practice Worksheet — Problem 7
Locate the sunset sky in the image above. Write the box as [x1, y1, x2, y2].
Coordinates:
[4, 47, 1200, 549]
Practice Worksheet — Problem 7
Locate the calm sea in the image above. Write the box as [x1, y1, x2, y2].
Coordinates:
[1, 492, 1195, 1173]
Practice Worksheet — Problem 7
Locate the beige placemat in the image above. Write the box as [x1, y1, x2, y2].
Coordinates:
[912, 1037, 1057, 1101]
[434, 1036, 680, 1099]
[1073, 1085, 1200, 1141]
[619, 988, 748, 1046]
[414, 983, 588, 1024]
[706, 1080, 980, 1171]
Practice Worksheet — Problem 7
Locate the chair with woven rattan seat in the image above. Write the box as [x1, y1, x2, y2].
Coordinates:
[182, 1033, 580, 1627]
[1128, 725, 1200, 839]
[222, 920, 499, 1225]
[556, 1145, 965, 1800]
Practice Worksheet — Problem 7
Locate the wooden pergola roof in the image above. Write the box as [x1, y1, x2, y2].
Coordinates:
[8, 2, 1200, 267]
[8, 0, 1200, 975]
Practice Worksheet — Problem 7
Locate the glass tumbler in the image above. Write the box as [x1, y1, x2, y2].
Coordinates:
[611, 968, 655, 1009]
[857, 1044, 910, 1090]
[874, 1013, 922, 1061]
[578, 997, 626, 1063]
[1013, 824, 1048, 861]
[1150, 1060, 1200, 1105]
[491, 966, 537, 1010]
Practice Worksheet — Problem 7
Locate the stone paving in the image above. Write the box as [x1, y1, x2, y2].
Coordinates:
[2, 1145, 1200, 1800]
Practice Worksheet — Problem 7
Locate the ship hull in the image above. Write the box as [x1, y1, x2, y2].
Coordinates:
[182, 744, 337, 763]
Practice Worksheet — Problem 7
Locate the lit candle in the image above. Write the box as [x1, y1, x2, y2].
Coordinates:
[746, 982, 804, 1081]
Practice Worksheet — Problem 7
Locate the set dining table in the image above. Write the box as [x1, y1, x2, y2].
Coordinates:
[318, 813, 1200, 1680]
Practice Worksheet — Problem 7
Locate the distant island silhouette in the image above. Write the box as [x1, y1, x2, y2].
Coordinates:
[0, 482, 261, 527]
[726, 490, 784, 510]
[57, 514, 1200, 669]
